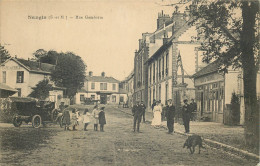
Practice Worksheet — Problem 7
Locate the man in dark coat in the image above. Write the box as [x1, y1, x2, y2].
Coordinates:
[139, 101, 146, 123]
[182, 99, 191, 133]
[165, 99, 176, 134]
[189, 99, 197, 121]
[132, 102, 143, 132]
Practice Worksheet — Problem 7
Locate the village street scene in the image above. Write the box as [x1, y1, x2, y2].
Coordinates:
[0, 0, 259, 166]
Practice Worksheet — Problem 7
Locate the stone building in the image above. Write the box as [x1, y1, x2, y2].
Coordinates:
[75, 71, 127, 105]
[120, 70, 134, 107]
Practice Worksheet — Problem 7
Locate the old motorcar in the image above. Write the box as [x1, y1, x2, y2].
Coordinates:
[10, 97, 56, 128]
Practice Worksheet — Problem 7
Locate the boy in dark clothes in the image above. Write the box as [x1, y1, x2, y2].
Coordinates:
[99, 107, 106, 132]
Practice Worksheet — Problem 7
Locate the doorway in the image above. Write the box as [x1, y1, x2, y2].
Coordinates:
[100, 94, 107, 104]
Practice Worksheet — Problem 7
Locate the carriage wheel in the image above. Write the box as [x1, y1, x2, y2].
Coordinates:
[13, 116, 22, 127]
[51, 109, 59, 122]
[32, 115, 42, 128]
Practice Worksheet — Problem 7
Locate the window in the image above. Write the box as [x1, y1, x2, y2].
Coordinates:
[166, 52, 169, 76]
[100, 83, 107, 90]
[149, 66, 152, 84]
[91, 82, 95, 89]
[16, 88, 21, 97]
[112, 95, 116, 102]
[17, 71, 24, 83]
[91, 95, 95, 100]
[162, 56, 165, 78]
[113, 84, 116, 90]
[80, 95, 85, 101]
[2, 71, 6, 83]
[158, 59, 161, 80]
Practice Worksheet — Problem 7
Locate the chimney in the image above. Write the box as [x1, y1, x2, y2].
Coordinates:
[89, 71, 93, 77]
[101, 72, 105, 77]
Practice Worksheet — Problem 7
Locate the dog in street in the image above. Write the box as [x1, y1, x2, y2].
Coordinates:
[183, 134, 204, 154]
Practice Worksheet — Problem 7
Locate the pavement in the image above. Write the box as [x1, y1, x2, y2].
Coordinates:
[1, 105, 258, 166]
[118, 107, 260, 161]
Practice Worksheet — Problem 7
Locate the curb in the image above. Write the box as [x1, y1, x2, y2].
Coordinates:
[117, 109, 259, 161]
[157, 121, 259, 161]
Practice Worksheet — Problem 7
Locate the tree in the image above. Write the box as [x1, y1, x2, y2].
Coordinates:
[29, 79, 53, 100]
[33, 49, 58, 65]
[51, 52, 86, 98]
[185, 0, 259, 147]
[0, 44, 10, 63]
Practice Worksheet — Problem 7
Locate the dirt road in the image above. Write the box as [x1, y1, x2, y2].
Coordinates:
[0, 106, 257, 166]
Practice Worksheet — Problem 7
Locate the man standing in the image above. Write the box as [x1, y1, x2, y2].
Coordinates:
[182, 99, 191, 133]
[140, 101, 146, 123]
[190, 99, 197, 121]
[165, 99, 176, 134]
[151, 99, 156, 111]
[132, 102, 143, 132]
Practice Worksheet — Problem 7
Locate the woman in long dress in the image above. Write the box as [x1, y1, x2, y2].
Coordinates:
[151, 101, 162, 127]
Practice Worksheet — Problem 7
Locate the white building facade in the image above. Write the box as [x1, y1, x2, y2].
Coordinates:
[75, 72, 127, 105]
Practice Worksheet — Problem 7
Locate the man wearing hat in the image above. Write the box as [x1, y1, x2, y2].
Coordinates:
[165, 99, 176, 134]
[132, 101, 143, 132]
[182, 99, 191, 133]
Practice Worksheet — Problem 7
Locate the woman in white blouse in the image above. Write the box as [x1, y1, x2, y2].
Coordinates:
[151, 101, 162, 127]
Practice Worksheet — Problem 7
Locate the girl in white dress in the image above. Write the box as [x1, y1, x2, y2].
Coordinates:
[151, 101, 162, 127]
[82, 109, 91, 131]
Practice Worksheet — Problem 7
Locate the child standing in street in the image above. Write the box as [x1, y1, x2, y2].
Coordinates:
[63, 108, 71, 131]
[82, 109, 91, 131]
[71, 109, 78, 131]
[92, 105, 100, 131]
[99, 107, 106, 132]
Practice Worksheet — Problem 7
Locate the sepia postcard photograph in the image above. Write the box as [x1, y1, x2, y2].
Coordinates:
[0, 0, 259, 165]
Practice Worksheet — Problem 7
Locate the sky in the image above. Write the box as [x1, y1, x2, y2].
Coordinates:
[0, 0, 180, 80]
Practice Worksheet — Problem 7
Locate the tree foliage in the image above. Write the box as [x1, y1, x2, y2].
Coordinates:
[29, 79, 53, 100]
[0, 44, 11, 63]
[51, 52, 86, 97]
[183, 0, 259, 148]
[33, 49, 59, 65]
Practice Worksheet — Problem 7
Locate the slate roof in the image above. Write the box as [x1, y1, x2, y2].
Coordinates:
[85, 76, 120, 83]
[16, 58, 55, 74]
[192, 60, 221, 78]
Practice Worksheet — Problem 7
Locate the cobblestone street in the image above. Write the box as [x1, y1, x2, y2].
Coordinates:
[0, 106, 258, 166]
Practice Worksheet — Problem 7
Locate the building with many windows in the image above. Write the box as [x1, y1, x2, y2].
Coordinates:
[75, 71, 127, 105]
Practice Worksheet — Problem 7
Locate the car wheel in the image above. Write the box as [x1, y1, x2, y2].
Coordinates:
[32, 115, 42, 128]
[13, 116, 22, 127]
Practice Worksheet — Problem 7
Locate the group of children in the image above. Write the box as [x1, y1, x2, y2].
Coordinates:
[63, 105, 106, 132]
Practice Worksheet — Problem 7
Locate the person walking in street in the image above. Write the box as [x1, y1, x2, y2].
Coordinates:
[189, 99, 197, 121]
[140, 101, 146, 123]
[182, 99, 191, 133]
[71, 109, 78, 131]
[82, 109, 91, 131]
[99, 107, 106, 132]
[165, 99, 176, 134]
[151, 101, 162, 127]
[92, 105, 100, 131]
[132, 102, 143, 132]
[63, 108, 71, 131]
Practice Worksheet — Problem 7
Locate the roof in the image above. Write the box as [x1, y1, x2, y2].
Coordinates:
[2, 58, 55, 74]
[9, 97, 37, 103]
[85, 76, 119, 83]
[145, 18, 194, 65]
[192, 60, 221, 78]
[16, 58, 55, 74]
[0, 83, 17, 92]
